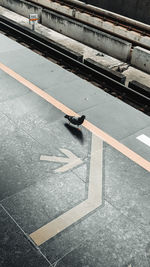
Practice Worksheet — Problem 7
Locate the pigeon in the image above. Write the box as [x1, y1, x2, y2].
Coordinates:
[64, 114, 86, 127]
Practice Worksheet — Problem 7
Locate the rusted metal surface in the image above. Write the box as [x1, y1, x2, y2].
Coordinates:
[28, 0, 150, 35]
[26, 0, 150, 52]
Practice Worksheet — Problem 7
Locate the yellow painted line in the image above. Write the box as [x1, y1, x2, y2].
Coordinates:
[30, 134, 103, 246]
[0, 62, 149, 172]
[85, 120, 150, 172]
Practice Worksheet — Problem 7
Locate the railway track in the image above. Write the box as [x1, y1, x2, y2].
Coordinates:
[51, 0, 150, 35]
[0, 15, 149, 115]
[27, 0, 150, 51]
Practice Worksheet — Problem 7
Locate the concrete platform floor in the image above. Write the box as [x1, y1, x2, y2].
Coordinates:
[0, 33, 150, 267]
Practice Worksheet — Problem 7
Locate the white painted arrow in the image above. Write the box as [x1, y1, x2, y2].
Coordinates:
[40, 149, 83, 173]
[30, 134, 103, 246]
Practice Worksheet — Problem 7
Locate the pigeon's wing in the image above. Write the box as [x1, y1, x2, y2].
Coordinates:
[70, 116, 79, 124]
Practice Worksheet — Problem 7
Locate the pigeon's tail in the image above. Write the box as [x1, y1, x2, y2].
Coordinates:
[64, 114, 69, 119]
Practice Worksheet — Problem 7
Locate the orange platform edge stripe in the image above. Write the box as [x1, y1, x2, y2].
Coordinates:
[29, 18, 38, 21]
[0, 62, 149, 172]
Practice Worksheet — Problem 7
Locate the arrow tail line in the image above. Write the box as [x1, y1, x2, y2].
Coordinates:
[40, 155, 69, 163]
[88, 135, 103, 204]
[30, 179, 102, 246]
[30, 200, 94, 246]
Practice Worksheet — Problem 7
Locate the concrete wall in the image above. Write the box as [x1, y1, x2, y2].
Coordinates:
[80, 0, 150, 25]
[0, 0, 42, 20]
[1, 0, 150, 73]
[28, 0, 150, 49]
[0, 0, 132, 62]
[131, 47, 150, 74]
[42, 9, 132, 62]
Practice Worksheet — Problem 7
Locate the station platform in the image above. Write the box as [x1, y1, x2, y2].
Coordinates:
[0, 33, 150, 267]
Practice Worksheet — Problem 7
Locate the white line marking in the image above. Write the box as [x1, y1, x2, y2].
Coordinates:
[30, 134, 103, 246]
[136, 134, 150, 147]
[40, 149, 83, 173]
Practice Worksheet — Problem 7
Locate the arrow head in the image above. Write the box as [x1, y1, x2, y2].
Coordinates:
[40, 149, 83, 173]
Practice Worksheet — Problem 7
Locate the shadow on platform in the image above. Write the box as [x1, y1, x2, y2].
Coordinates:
[64, 123, 84, 144]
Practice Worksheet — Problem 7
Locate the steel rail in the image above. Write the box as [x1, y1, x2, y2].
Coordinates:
[26, 0, 150, 51]
[0, 15, 149, 113]
[28, 0, 150, 35]
[56, 0, 150, 33]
